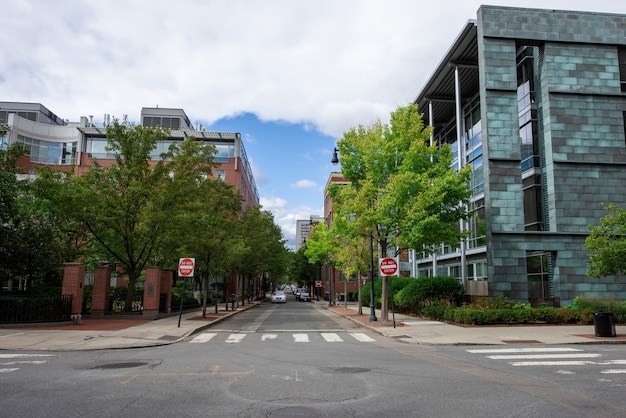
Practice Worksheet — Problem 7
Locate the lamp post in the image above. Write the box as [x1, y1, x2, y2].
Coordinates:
[331, 146, 376, 320]
[368, 230, 377, 321]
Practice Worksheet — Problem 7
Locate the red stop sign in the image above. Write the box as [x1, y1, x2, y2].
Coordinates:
[379, 257, 398, 276]
[178, 257, 195, 277]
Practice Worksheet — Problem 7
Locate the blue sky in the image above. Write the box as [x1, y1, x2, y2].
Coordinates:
[207, 113, 338, 244]
[3, 0, 624, 250]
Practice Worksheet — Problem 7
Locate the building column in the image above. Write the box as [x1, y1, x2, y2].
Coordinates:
[62, 262, 85, 322]
[143, 267, 161, 318]
[159, 269, 173, 313]
[91, 266, 111, 317]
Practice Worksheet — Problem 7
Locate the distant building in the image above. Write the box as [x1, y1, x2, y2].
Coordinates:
[295, 215, 325, 251]
[412, 6, 626, 305]
[1, 102, 258, 209]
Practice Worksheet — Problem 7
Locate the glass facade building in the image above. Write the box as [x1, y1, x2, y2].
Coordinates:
[413, 6, 626, 305]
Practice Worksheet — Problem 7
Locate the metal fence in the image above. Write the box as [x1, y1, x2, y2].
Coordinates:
[0, 294, 73, 324]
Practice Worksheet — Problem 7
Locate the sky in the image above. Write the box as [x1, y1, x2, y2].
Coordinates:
[2, 0, 624, 250]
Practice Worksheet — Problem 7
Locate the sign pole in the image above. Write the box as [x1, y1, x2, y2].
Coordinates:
[177, 277, 186, 328]
[177, 258, 195, 328]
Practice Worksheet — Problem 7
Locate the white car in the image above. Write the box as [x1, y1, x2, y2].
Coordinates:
[271, 291, 287, 303]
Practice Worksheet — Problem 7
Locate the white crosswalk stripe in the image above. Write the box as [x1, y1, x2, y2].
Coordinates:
[225, 333, 247, 344]
[189, 333, 217, 343]
[349, 333, 376, 342]
[321, 333, 343, 342]
[188, 331, 376, 344]
[467, 347, 626, 374]
[0, 353, 55, 374]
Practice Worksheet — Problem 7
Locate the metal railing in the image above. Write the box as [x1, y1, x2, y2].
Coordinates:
[0, 294, 73, 324]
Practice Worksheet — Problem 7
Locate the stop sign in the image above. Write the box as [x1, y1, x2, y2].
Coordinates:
[178, 257, 195, 277]
[379, 257, 399, 276]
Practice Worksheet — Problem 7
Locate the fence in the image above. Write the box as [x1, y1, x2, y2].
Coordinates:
[0, 294, 73, 324]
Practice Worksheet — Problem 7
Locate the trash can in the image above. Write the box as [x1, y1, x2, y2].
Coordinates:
[593, 311, 616, 337]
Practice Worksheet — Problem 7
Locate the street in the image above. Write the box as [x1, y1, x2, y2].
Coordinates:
[2, 293, 625, 417]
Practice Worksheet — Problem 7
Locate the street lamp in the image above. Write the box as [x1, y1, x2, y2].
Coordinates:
[331, 146, 376, 320]
[331, 147, 339, 165]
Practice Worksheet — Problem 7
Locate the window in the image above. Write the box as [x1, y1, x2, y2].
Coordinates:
[214, 169, 225, 180]
[527, 251, 551, 299]
[523, 174, 543, 231]
[16, 135, 76, 165]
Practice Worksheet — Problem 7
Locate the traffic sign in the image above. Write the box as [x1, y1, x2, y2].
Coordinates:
[178, 257, 195, 277]
[315, 280, 322, 287]
[379, 257, 399, 276]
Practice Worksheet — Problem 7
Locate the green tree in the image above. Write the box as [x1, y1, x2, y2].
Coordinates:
[330, 213, 370, 310]
[334, 103, 472, 320]
[586, 203, 626, 277]
[236, 205, 289, 296]
[35, 119, 218, 308]
[168, 176, 243, 316]
[0, 143, 69, 292]
[291, 246, 317, 286]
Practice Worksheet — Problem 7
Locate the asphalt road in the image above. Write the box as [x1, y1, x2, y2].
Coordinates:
[2, 293, 625, 417]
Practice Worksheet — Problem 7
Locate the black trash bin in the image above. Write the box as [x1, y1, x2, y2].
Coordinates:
[593, 311, 616, 337]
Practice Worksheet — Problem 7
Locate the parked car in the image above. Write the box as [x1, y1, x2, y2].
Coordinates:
[299, 291, 311, 302]
[271, 291, 287, 303]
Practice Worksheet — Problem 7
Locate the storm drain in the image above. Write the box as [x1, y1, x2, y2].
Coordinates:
[267, 407, 322, 417]
[391, 335, 412, 339]
[501, 340, 541, 344]
[94, 362, 149, 369]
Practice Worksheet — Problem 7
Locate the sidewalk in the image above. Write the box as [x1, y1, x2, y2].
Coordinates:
[0, 302, 253, 351]
[1, 300, 624, 351]
[324, 302, 626, 346]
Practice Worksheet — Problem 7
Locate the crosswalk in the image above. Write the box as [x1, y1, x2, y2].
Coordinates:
[0, 353, 55, 374]
[189, 331, 376, 345]
[467, 347, 626, 373]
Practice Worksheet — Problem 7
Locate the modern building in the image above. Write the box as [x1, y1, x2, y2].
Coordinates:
[412, 6, 626, 305]
[295, 215, 325, 251]
[0, 102, 259, 209]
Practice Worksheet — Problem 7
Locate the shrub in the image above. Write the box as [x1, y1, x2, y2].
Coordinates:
[395, 276, 464, 315]
[422, 301, 447, 320]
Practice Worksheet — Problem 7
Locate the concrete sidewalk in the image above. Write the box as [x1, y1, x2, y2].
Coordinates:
[0, 302, 254, 351]
[325, 302, 626, 346]
[1, 300, 624, 351]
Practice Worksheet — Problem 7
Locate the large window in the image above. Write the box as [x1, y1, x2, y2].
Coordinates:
[16, 135, 76, 165]
[467, 197, 486, 248]
[523, 174, 543, 231]
[527, 251, 551, 299]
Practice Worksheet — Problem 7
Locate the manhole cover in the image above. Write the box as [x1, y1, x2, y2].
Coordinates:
[267, 407, 322, 417]
[94, 362, 149, 369]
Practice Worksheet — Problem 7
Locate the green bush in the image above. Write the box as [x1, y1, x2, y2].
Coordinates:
[422, 301, 447, 320]
[395, 276, 464, 315]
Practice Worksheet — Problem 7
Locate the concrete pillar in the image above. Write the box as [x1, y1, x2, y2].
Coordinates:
[91, 266, 111, 317]
[62, 262, 85, 322]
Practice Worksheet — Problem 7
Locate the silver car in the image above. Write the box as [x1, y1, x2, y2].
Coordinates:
[299, 291, 311, 302]
[271, 290, 287, 303]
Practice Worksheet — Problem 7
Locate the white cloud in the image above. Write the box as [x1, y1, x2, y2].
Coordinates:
[261, 194, 322, 250]
[291, 180, 317, 189]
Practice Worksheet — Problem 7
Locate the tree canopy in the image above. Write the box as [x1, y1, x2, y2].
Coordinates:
[332, 103, 472, 319]
[585, 203, 626, 277]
